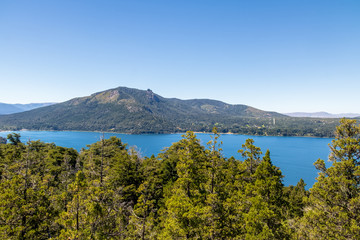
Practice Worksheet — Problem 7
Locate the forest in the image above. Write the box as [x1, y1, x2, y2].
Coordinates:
[0, 119, 359, 239]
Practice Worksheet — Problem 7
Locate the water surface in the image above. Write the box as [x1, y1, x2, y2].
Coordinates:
[0, 131, 332, 188]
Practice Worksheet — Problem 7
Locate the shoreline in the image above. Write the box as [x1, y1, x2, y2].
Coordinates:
[0, 129, 333, 139]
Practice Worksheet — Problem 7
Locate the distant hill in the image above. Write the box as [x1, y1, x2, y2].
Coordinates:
[0, 87, 340, 137]
[284, 112, 360, 118]
[0, 102, 55, 115]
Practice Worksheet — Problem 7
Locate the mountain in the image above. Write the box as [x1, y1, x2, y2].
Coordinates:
[0, 102, 55, 115]
[0, 87, 340, 136]
[284, 112, 360, 118]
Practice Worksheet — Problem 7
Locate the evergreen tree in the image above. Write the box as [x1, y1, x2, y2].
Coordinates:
[221, 139, 264, 239]
[243, 150, 289, 239]
[284, 178, 308, 219]
[127, 156, 162, 239]
[159, 131, 208, 239]
[80, 136, 137, 239]
[202, 127, 227, 239]
[7, 133, 21, 146]
[298, 119, 360, 239]
[57, 170, 92, 239]
[238, 138, 262, 175]
[0, 140, 57, 239]
[221, 156, 245, 238]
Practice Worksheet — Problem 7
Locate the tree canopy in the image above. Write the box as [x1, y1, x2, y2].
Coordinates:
[0, 119, 359, 239]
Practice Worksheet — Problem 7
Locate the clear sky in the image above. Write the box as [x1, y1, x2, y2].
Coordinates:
[1, 0, 359, 113]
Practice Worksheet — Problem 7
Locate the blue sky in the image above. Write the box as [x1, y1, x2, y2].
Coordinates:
[1, 0, 359, 113]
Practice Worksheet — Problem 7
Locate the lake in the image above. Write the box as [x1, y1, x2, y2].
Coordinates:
[0, 130, 333, 189]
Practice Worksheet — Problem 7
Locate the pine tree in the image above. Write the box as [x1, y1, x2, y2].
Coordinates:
[159, 132, 208, 239]
[57, 170, 92, 239]
[284, 178, 308, 219]
[202, 127, 227, 239]
[0, 140, 57, 239]
[238, 138, 262, 175]
[127, 156, 162, 239]
[243, 150, 289, 240]
[298, 119, 360, 239]
[80, 136, 136, 239]
[221, 139, 264, 239]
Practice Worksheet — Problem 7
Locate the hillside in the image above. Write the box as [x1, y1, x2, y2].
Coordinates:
[0, 102, 55, 115]
[0, 87, 339, 136]
[284, 112, 360, 118]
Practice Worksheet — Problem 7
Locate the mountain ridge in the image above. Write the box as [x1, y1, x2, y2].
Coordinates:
[0, 87, 340, 137]
[284, 112, 360, 118]
[0, 102, 56, 115]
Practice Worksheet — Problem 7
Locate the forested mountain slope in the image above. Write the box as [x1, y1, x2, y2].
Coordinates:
[0, 87, 339, 136]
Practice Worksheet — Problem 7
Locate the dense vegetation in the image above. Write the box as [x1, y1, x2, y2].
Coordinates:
[0, 119, 359, 239]
[0, 87, 340, 137]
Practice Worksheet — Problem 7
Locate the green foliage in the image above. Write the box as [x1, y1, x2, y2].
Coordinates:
[7, 133, 21, 145]
[159, 131, 208, 239]
[238, 138, 262, 174]
[284, 179, 308, 220]
[1, 119, 359, 239]
[298, 119, 360, 239]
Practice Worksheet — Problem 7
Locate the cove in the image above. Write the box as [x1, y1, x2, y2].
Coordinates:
[0, 130, 332, 188]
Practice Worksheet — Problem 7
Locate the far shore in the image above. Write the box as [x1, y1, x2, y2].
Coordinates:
[0, 129, 333, 139]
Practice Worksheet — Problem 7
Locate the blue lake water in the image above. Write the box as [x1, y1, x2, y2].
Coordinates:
[0, 131, 333, 189]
